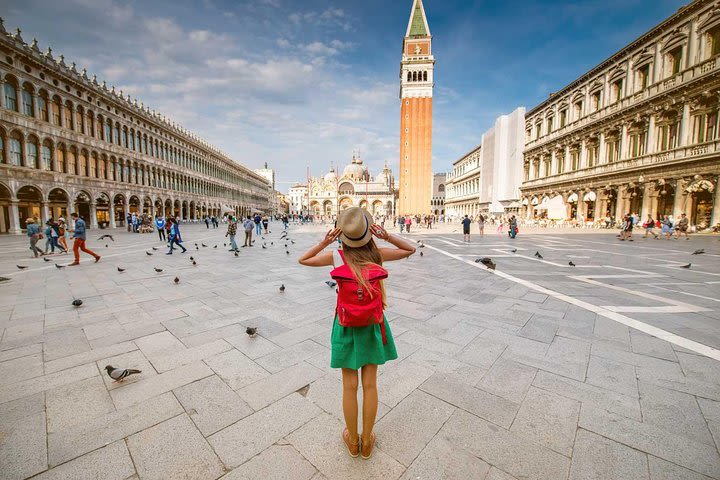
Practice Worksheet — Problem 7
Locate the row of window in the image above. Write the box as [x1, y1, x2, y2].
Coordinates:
[525, 109, 719, 180]
[405, 70, 428, 82]
[1, 79, 254, 187]
[526, 26, 720, 143]
[0, 134, 265, 201]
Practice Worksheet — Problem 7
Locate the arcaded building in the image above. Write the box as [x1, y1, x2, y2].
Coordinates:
[521, 0, 720, 229]
[0, 22, 270, 234]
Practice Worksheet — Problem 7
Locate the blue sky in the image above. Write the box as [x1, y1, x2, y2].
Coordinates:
[4, 0, 681, 191]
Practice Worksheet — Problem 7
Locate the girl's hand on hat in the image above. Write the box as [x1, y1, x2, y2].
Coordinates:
[323, 228, 341, 245]
[371, 225, 389, 241]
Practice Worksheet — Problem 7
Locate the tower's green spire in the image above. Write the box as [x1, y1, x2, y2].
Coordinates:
[407, 0, 430, 37]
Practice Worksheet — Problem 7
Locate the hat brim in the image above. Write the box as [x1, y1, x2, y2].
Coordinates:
[339, 209, 374, 248]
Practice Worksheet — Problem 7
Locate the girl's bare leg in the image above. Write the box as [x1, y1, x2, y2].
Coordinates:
[360, 364, 378, 442]
[341, 368, 360, 443]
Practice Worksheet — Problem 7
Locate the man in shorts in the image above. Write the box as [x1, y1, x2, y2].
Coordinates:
[462, 215, 472, 243]
[675, 213, 690, 240]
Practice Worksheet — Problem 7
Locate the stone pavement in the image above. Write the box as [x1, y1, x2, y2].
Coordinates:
[1, 222, 719, 479]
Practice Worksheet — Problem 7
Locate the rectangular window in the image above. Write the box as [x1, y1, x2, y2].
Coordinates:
[573, 101, 583, 120]
[21, 90, 33, 116]
[557, 155, 564, 174]
[76, 111, 83, 133]
[587, 144, 598, 167]
[122, 130, 128, 148]
[104, 123, 111, 142]
[66, 151, 75, 175]
[559, 110, 567, 128]
[591, 91, 601, 111]
[90, 157, 97, 178]
[38, 97, 48, 121]
[637, 65, 650, 91]
[611, 80, 623, 103]
[546, 117, 553, 134]
[571, 150, 579, 170]
[3, 84, 17, 111]
[27, 143, 37, 168]
[535, 123, 541, 139]
[99, 160, 106, 179]
[9, 138, 22, 165]
[113, 125, 119, 145]
[41, 146, 52, 170]
[710, 26, 720, 57]
[52, 102, 60, 125]
[669, 46, 683, 75]
[64, 106, 73, 130]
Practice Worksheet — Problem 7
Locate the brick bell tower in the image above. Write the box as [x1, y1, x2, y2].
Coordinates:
[399, 0, 434, 215]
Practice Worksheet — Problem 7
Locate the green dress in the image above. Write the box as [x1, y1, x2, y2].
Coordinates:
[330, 315, 398, 370]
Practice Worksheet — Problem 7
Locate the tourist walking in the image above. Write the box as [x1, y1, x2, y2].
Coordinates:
[166, 217, 187, 254]
[405, 216, 412, 233]
[298, 207, 415, 460]
[508, 215, 518, 239]
[497, 216, 504, 234]
[661, 215, 674, 239]
[57, 217, 69, 252]
[642, 214, 659, 239]
[262, 215, 269, 234]
[155, 215, 166, 242]
[226, 216, 239, 251]
[477, 214, 485, 236]
[69, 213, 100, 265]
[26, 218, 44, 258]
[675, 213, 690, 240]
[243, 215, 254, 247]
[618, 214, 634, 241]
[398, 216, 405, 233]
[461, 215, 472, 242]
[254, 213, 262, 236]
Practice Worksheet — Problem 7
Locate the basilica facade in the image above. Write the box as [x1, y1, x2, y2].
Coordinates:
[521, 0, 720, 230]
[0, 21, 270, 234]
[305, 155, 396, 220]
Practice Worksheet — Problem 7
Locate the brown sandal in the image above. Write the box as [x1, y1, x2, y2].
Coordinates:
[342, 428, 360, 458]
[361, 432, 376, 459]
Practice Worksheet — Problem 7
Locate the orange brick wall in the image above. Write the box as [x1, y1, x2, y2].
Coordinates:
[399, 96, 432, 215]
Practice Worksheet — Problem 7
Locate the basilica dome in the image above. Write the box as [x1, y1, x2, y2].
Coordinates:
[342, 155, 369, 181]
[324, 168, 338, 183]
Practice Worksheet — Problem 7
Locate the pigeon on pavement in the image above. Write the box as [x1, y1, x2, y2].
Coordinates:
[202, 243, 208, 247]
[117, 267, 125, 272]
[152, 247, 158, 251]
[286, 250, 290, 255]
[174, 277, 179, 284]
[279, 284, 286, 292]
[43, 257, 52, 262]
[325, 280, 337, 288]
[534, 251, 543, 259]
[154, 268, 163, 273]
[569, 261, 576, 267]
[72, 299, 83, 307]
[104, 365, 141, 382]
[17, 265, 28, 269]
[234, 252, 239, 257]
[692, 249, 705, 255]
[189, 256, 194, 261]
[55, 264, 65, 269]
[680, 263, 692, 269]
[146, 251, 153, 256]
[246, 327, 258, 337]
[192, 260, 197, 266]
[420, 251, 424, 257]
[98, 234, 114, 241]
[476, 257, 496, 270]
[511, 249, 517, 253]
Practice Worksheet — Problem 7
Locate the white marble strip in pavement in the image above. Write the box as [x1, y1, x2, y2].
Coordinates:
[424, 242, 720, 362]
[647, 285, 720, 304]
[658, 265, 720, 277]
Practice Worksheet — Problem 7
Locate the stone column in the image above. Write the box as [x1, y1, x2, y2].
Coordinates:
[615, 186, 626, 221]
[673, 179, 686, 219]
[550, 151, 557, 175]
[647, 116, 656, 154]
[41, 201, 50, 224]
[680, 103, 691, 147]
[0, 79, 5, 109]
[620, 124, 629, 160]
[641, 184, 654, 219]
[109, 202, 116, 229]
[580, 139, 588, 169]
[576, 197, 585, 222]
[67, 201, 75, 229]
[712, 176, 720, 227]
[89, 202, 98, 229]
[598, 132, 607, 164]
[9, 200, 21, 234]
[124, 198, 130, 229]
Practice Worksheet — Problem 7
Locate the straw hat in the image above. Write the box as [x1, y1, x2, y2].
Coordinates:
[337, 207, 374, 248]
[26, 218, 35, 224]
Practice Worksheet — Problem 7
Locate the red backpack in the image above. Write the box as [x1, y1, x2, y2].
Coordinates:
[331, 250, 389, 344]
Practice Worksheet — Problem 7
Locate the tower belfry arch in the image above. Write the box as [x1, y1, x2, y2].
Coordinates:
[399, 0, 434, 215]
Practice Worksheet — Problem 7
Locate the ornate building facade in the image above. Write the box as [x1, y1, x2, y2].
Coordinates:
[431, 172, 446, 215]
[444, 145, 482, 217]
[0, 21, 270, 234]
[398, 0, 434, 215]
[521, 0, 720, 230]
[306, 155, 396, 220]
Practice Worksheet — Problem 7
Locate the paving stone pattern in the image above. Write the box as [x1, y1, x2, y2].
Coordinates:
[1, 223, 719, 479]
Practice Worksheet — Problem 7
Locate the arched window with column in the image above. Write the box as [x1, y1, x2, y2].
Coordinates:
[121, 127, 128, 148]
[90, 152, 97, 178]
[41, 140, 52, 171]
[63, 101, 74, 130]
[75, 106, 84, 133]
[104, 119, 112, 142]
[21, 83, 34, 116]
[9, 131, 22, 166]
[51, 96, 61, 125]
[113, 123, 120, 145]
[86, 110, 95, 137]
[37, 90, 49, 122]
[3, 77, 18, 111]
[55, 144, 65, 173]
[66, 146, 76, 175]
[27, 136, 39, 168]
[79, 150, 88, 176]
[0, 132, 4, 164]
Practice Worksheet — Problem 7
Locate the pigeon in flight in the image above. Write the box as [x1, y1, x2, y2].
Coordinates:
[534, 251, 543, 259]
[692, 249, 704, 255]
[146, 251, 153, 256]
[154, 267, 163, 273]
[279, 284, 286, 292]
[174, 277, 179, 284]
[43, 257, 52, 262]
[72, 299, 83, 307]
[325, 280, 337, 288]
[17, 265, 28, 270]
[568, 261, 576, 267]
[104, 365, 141, 382]
[246, 327, 257, 337]
[680, 263, 691, 269]
[55, 264, 65, 269]
[98, 234, 114, 241]
[476, 257, 496, 270]
[117, 267, 125, 272]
